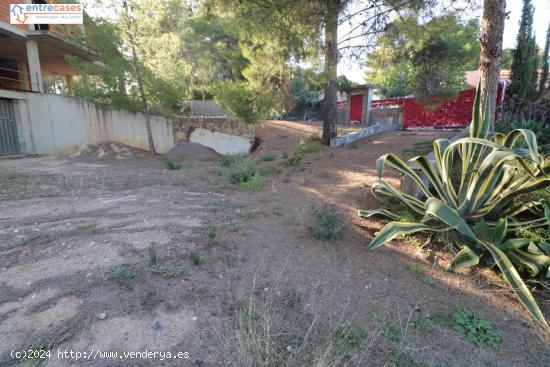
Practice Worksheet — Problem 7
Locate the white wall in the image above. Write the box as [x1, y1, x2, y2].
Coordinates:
[11, 93, 174, 155]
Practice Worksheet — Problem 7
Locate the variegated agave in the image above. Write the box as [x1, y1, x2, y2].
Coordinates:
[359, 86, 550, 330]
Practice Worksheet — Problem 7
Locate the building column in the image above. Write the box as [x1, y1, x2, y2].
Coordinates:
[65, 75, 74, 96]
[364, 88, 374, 125]
[17, 61, 30, 90]
[25, 39, 43, 93]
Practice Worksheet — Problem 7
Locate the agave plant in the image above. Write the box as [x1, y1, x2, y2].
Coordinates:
[359, 86, 550, 330]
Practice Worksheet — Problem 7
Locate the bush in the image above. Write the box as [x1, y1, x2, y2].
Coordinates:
[453, 307, 501, 348]
[281, 152, 303, 167]
[360, 88, 550, 329]
[241, 172, 266, 191]
[218, 154, 266, 190]
[163, 159, 183, 170]
[312, 205, 347, 240]
[495, 119, 550, 152]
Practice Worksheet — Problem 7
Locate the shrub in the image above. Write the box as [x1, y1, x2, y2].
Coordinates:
[281, 152, 303, 167]
[359, 87, 550, 329]
[241, 172, 266, 191]
[312, 205, 347, 240]
[260, 154, 275, 162]
[453, 307, 501, 348]
[163, 159, 183, 170]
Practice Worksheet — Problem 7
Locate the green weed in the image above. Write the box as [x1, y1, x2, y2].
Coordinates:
[281, 152, 303, 166]
[190, 250, 202, 265]
[332, 323, 366, 357]
[453, 307, 501, 348]
[163, 159, 183, 170]
[312, 205, 347, 240]
[106, 265, 142, 286]
[148, 244, 158, 266]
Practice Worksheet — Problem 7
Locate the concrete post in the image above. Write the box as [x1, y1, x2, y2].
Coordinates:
[17, 61, 30, 90]
[364, 88, 374, 125]
[25, 39, 43, 93]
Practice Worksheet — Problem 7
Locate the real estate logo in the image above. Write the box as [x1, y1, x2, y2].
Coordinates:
[10, 3, 83, 25]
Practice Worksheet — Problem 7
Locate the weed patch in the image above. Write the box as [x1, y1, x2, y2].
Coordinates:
[106, 264, 142, 286]
[281, 152, 303, 167]
[190, 250, 202, 265]
[453, 307, 501, 348]
[312, 205, 347, 240]
[163, 159, 183, 170]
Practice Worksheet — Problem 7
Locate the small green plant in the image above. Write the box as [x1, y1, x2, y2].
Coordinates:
[312, 205, 347, 240]
[107, 264, 141, 286]
[241, 172, 266, 191]
[260, 154, 275, 162]
[281, 152, 303, 167]
[409, 263, 423, 274]
[148, 244, 157, 266]
[163, 159, 183, 170]
[259, 164, 281, 176]
[190, 250, 202, 265]
[219, 154, 245, 167]
[282, 288, 301, 309]
[152, 263, 185, 278]
[298, 137, 322, 154]
[332, 323, 365, 357]
[141, 291, 161, 311]
[206, 225, 217, 242]
[409, 313, 430, 334]
[453, 307, 501, 348]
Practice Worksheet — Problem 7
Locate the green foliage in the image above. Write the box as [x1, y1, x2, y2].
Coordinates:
[332, 323, 365, 357]
[107, 264, 142, 286]
[298, 138, 323, 154]
[148, 244, 158, 266]
[152, 263, 185, 278]
[260, 154, 275, 162]
[509, 0, 539, 101]
[360, 87, 550, 329]
[495, 119, 550, 152]
[163, 159, 183, 170]
[539, 23, 550, 92]
[190, 250, 202, 265]
[288, 66, 324, 109]
[453, 307, 501, 348]
[215, 80, 277, 124]
[365, 14, 479, 99]
[312, 205, 347, 241]
[281, 152, 303, 167]
[241, 172, 266, 191]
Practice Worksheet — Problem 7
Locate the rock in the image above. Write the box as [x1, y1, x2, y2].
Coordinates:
[98, 312, 107, 320]
[152, 320, 161, 330]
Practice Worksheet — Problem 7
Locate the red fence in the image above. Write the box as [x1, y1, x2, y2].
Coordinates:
[371, 84, 505, 129]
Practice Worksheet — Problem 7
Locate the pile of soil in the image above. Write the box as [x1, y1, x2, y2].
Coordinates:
[54, 142, 146, 160]
[165, 142, 221, 161]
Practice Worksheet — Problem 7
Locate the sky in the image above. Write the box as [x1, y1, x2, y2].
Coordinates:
[340, 0, 550, 83]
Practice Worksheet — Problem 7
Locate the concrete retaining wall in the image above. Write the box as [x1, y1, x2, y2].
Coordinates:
[3, 91, 255, 156]
[11, 92, 173, 154]
[329, 123, 397, 148]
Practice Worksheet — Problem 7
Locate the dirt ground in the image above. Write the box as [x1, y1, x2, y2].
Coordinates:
[1, 120, 549, 366]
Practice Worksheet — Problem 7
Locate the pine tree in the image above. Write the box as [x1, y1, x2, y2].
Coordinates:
[539, 23, 550, 93]
[509, 0, 538, 101]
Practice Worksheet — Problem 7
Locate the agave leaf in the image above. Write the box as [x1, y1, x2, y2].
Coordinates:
[372, 179, 425, 214]
[357, 209, 400, 220]
[376, 154, 432, 198]
[498, 238, 532, 251]
[424, 198, 549, 329]
[447, 245, 481, 272]
[474, 219, 493, 242]
[503, 129, 540, 165]
[368, 222, 435, 250]
[537, 242, 550, 256]
[494, 218, 508, 244]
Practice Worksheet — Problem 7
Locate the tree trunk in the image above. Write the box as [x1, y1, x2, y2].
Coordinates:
[131, 44, 156, 155]
[322, 0, 340, 145]
[479, 0, 506, 130]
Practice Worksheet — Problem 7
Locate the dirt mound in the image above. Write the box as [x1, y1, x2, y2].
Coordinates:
[165, 142, 221, 161]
